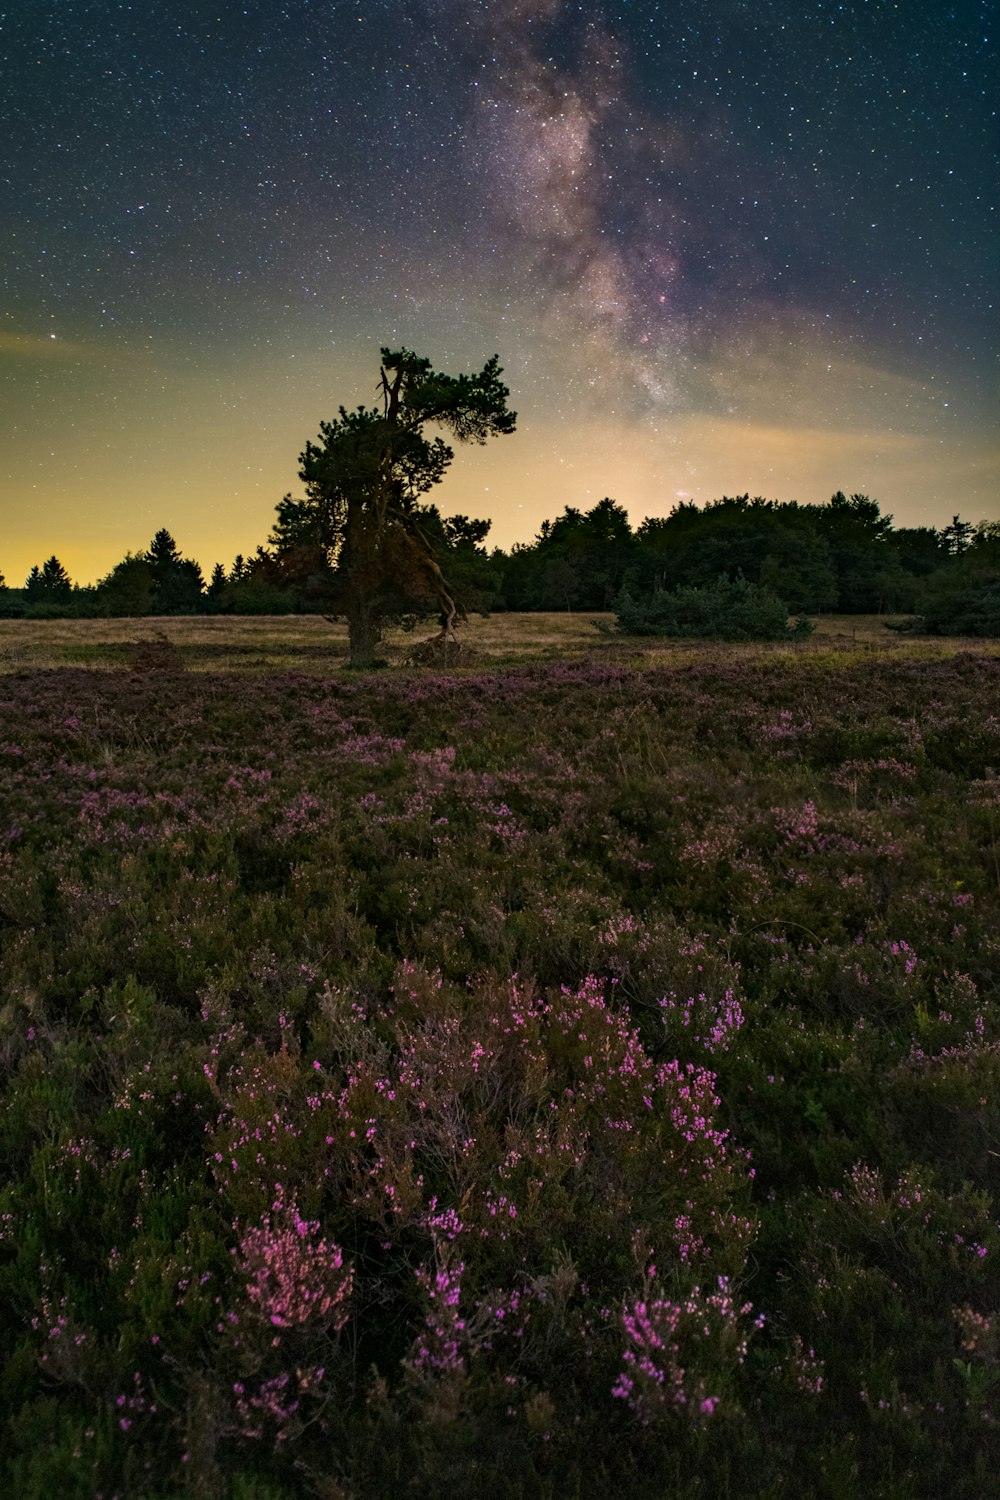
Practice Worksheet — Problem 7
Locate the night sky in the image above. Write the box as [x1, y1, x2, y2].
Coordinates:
[3, 0, 996, 585]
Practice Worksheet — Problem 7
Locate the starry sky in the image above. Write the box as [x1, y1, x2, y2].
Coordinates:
[2, 0, 996, 585]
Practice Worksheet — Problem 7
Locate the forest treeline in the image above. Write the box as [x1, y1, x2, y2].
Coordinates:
[4, 492, 999, 635]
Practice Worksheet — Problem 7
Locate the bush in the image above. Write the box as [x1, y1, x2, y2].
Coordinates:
[918, 578, 1000, 637]
[614, 575, 812, 640]
[218, 581, 298, 615]
[22, 603, 79, 621]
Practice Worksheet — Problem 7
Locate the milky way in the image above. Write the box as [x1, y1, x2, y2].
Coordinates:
[2, 0, 996, 582]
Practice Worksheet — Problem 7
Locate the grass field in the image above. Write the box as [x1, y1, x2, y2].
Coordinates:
[0, 619, 998, 1497]
[0, 610, 991, 675]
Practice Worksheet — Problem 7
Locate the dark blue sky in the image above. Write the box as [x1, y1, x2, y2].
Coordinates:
[2, 0, 996, 582]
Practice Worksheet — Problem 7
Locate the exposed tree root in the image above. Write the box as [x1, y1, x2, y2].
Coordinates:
[405, 631, 480, 666]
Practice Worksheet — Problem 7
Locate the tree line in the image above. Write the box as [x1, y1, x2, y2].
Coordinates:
[4, 498, 995, 625]
[3, 348, 998, 658]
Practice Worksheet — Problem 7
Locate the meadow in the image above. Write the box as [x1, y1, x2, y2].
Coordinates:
[0, 610, 957, 674]
[0, 616, 998, 1498]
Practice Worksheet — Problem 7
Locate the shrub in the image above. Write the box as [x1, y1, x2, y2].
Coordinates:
[614, 575, 812, 640]
[919, 578, 1000, 637]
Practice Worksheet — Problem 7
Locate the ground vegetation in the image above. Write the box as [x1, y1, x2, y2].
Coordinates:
[0, 641, 997, 1496]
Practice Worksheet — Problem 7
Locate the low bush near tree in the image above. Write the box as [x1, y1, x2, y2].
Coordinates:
[615, 574, 813, 641]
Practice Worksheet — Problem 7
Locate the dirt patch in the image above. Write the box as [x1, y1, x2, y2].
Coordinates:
[125, 632, 185, 672]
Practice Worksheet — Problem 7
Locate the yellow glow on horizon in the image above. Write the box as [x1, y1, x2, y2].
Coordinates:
[3, 407, 998, 589]
[2, 331, 997, 586]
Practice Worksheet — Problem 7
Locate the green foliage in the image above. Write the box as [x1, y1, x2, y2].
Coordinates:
[0, 586, 24, 619]
[915, 525, 1000, 636]
[614, 574, 812, 640]
[891, 526, 948, 579]
[501, 498, 636, 611]
[218, 578, 299, 615]
[24, 557, 73, 613]
[95, 552, 156, 616]
[494, 491, 966, 618]
[630, 495, 838, 612]
[758, 524, 838, 613]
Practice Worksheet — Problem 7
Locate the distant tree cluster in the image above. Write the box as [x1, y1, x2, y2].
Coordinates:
[3, 499, 997, 640]
[615, 574, 814, 642]
[913, 519, 1000, 636]
[494, 494, 1000, 637]
[497, 492, 945, 615]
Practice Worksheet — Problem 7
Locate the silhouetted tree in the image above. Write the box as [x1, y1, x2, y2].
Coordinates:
[264, 497, 339, 608]
[544, 498, 634, 608]
[25, 556, 72, 603]
[495, 540, 547, 611]
[941, 515, 975, 556]
[628, 497, 835, 612]
[497, 498, 633, 611]
[143, 529, 204, 613]
[95, 553, 155, 615]
[891, 527, 948, 577]
[44, 556, 72, 598]
[917, 522, 1000, 635]
[0, 569, 18, 618]
[815, 492, 905, 611]
[661, 496, 775, 590]
[204, 562, 228, 613]
[407, 507, 500, 617]
[297, 347, 516, 665]
[759, 523, 838, 613]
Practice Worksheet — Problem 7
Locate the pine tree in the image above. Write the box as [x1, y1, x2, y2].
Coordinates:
[143, 530, 204, 613]
[297, 348, 515, 665]
[942, 516, 975, 556]
[25, 557, 72, 602]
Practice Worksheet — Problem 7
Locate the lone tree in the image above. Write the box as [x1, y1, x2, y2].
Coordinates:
[296, 347, 516, 666]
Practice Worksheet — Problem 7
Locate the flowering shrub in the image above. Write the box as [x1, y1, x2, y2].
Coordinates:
[235, 1189, 352, 1333]
[613, 1276, 761, 1424]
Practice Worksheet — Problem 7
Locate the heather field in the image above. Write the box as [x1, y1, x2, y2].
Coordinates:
[1, 625, 999, 1498]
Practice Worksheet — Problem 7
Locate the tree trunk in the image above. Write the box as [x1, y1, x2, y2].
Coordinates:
[346, 588, 382, 667]
[343, 501, 385, 668]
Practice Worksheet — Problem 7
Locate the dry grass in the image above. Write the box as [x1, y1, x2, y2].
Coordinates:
[0, 611, 995, 674]
[0, 615, 348, 674]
